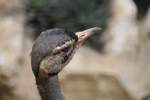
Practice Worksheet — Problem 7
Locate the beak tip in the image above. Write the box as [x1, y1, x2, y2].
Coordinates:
[76, 27, 102, 43]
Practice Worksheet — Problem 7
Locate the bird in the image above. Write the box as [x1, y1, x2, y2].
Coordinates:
[31, 27, 101, 100]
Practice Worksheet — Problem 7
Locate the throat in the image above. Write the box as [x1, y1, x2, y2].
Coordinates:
[37, 75, 65, 100]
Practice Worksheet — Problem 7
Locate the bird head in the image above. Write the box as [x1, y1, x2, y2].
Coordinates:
[31, 27, 101, 80]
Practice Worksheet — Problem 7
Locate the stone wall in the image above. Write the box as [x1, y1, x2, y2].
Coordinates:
[0, 0, 40, 100]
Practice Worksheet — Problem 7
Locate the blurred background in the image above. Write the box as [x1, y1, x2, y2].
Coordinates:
[0, 0, 150, 100]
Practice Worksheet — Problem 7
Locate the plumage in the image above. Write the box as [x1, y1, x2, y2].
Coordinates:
[31, 27, 101, 100]
[31, 28, 78, 78]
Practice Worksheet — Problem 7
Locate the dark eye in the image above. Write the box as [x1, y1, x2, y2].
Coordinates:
[62, 55, 69, 64]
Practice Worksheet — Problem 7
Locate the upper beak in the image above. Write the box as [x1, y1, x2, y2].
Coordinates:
[75, 27, 101, 45]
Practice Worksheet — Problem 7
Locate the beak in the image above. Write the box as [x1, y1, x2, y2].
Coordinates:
[75, 27, 101, 45]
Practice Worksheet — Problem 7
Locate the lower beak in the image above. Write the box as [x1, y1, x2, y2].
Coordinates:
[75, 27, 101, 45]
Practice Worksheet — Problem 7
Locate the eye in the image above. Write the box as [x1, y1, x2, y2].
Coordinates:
[62, 46, 75, 63]
[62, 55, 69, 64]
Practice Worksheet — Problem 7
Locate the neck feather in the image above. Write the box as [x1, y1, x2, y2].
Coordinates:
[37, 75, 65, 100]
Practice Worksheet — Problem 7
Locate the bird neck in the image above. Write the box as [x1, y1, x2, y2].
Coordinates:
[37, 75, 65, 100]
